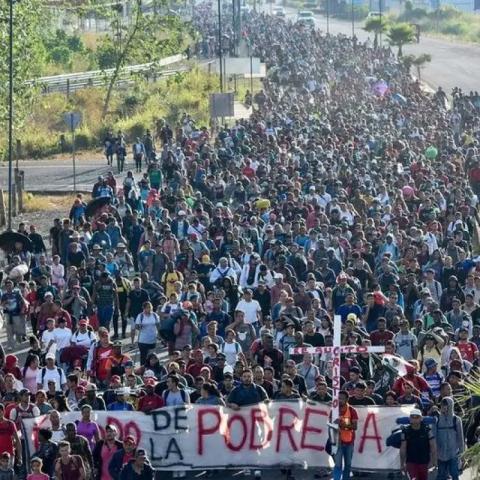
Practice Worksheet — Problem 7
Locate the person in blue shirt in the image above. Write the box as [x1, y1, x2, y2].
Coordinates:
[336, 292, 363, 323]
[107, 388, 134, 411]
[227, 368, 268, 409]
[90, 223, 112, 250]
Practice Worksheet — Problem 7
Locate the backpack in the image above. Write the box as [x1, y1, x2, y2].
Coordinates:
[41, 367, 63, 385]
[159, 310, 182, 342]
[220, 342, 241, 354]
[437, 416, 460, 433]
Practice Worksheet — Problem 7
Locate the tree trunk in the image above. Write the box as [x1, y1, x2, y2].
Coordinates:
[102, 1, 142, 119]
[416, 64, 421, 81]
[398, 44, 403, 57]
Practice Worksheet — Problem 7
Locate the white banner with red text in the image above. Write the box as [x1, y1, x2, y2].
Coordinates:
[23, 403, 413, 471]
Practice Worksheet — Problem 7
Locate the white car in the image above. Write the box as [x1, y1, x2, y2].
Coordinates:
[273, 6, 286, 17]
[296, 10, 315, 28]
[366, 11, 382, 19]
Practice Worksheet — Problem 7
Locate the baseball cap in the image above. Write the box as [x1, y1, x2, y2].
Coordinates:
[424, 358, 438, 369]
[86, 384, 98, 392]
[410, 408, 423, 417]
[79, 318, 89, 326]
[45, 352, 55, 360]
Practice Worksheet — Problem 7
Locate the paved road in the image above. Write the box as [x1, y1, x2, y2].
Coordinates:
[265, 3, 480, 93]
[0, 156, 116, 192]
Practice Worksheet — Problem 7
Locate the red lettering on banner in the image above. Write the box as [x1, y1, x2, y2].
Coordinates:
[197, 408, 222, 455]
[358, 412, 382, 454]
[356, 346, 367, 353]
[333, 346, 340, 356]
[225, 415, 248, 451]
[332, 375, 341, 389]
[344, 346, 355, 354]
[275, 407, 299, 452]
[124, 421, 142, 444]
[249, 408, 273, 449]
[300, 408, 327, 451]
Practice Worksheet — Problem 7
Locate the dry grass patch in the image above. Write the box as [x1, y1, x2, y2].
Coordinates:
[22, 193, 82, 213]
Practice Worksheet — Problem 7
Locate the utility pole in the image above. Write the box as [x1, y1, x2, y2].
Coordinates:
[217, 0, 223, 92]
[7, 0, 15, 231]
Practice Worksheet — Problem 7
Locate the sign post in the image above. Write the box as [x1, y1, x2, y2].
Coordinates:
[63, 112, 82, 193]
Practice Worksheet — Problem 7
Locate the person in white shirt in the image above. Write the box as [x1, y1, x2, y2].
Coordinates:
[209, 258, 237, 285]
[41, 318, 57, 355]
[70, 318, 96, 348]
[36, 353, 67, 391]
[54, 318, 72, 350]
[235, 289, 262, 334]
[53, 317, 72, 367]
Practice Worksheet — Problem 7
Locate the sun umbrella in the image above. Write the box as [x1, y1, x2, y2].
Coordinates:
[0, 231, 33, 253]
[85, 197, 111, 219]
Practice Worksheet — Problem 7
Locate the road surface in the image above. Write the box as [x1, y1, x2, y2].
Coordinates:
[0, 156, 114, 192]
[264, 3, 480, 93]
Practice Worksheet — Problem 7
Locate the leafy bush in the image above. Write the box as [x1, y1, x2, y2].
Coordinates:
[440, 19, 469, 36]
[3, 68, 222, 159]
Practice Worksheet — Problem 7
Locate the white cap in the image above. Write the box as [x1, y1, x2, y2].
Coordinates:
[410, 408, 423, 417]
[143, 369, 156, 378]
[45, 352, 56, 360]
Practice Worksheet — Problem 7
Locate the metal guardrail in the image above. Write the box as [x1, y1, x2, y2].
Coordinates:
[27, 53, 186, 94]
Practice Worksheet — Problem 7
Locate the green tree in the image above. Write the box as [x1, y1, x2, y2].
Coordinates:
[94, 0, 190, 119]
[363, 16, 388, 48]
[411, 53, 431, 80]
[0, 0, 47, 132]
[387, 22, 415, 56]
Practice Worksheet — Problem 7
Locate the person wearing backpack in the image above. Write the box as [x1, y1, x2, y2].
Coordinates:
[400, 409, 437, 480]
[433, 397, 464, 480]
[162, 374, 190, 479]
[36, 353, 67, 391]
[132, 302, 161, 365]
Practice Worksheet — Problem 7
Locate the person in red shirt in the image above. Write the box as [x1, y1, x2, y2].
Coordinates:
[137, 378, 164, 413]
[187, 349, 210, 378]
[0, 403, 22, 467]
[242, 159, 255, 179]
[2, 355, 22, 381]
[393, 363, 432, 398]
[87, 328, 113, 388]
[456, 327, 479, 363]
[370, 318, 394, 346]
[53, 301, 72, 329]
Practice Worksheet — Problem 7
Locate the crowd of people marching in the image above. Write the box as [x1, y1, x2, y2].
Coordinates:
[0, 4, 480, 480]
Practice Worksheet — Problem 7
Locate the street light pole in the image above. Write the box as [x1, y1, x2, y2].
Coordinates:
[351, 0, 355, 38]
[232, 0, 236, 56]
[217, 0, 223, 92]
[379, 0, 383, 47]
[326, 0, 330, 34]
[7, 0, 14, 231]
